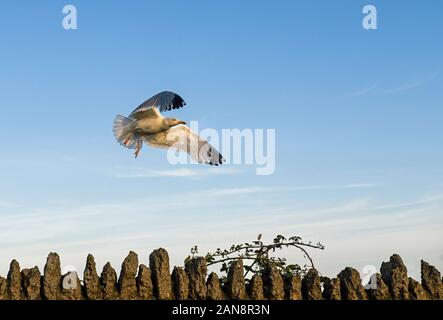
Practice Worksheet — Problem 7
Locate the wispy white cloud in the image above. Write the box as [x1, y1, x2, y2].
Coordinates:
[203, 186, 271, 197]
[344, 83, 378, 99]
[198, 183, 376, 197]
[381, 79, 425, 94]
[344, 70, 440, 98]
[114, 167, 240, 178]
[289, 183, 377, 191]
[0, 183, 377, 227]
[381, 70, 440, 94]
[366, 193, 443, 211]
[0, 200, 22, 209]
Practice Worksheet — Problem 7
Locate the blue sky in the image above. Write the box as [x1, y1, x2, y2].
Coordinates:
[0, 0, 442, 279]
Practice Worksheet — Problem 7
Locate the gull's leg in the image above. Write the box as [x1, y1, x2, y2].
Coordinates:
[134, 140, 142, 158]
[123, 136, 131, 147]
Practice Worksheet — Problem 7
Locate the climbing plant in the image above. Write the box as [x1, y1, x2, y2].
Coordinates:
[186, 234, 324, 280]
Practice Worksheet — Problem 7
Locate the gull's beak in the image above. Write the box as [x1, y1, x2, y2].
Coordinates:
[179, 120, 187, 125]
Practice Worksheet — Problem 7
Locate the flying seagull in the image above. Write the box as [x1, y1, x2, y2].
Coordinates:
[113, 91, 225, 165]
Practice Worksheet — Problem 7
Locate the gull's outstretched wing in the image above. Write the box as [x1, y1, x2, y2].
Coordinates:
[143, 126, 225, 166]
[129, 91, 186, 120]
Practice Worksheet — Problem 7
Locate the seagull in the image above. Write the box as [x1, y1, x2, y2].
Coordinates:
[113, 91, 225, 165]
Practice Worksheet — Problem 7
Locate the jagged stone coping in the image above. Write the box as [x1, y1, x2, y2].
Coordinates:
[0, 250, 441, 300]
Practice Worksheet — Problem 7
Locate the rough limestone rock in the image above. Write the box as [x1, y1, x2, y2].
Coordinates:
[100, 262, 119, 300]
[262, 263, 284, 300]
[367, 273, 391, 300]
[84, 254, 102, 300]
[172, 267, 189, 300]
[2, 249, 441, 301]
[338, 267, 368, 300]
[408, 277, 429, 300]
[118, 251, 138, 300]
[21, 267, 41, 300]
[43, 252, 62, 300]
[61, 271, 82, 300]
[0, 276, 8, 300]
[149, 248, 173, 300]
[248, 274, 265, 300]
[322, 277, 341, 300]
[206, 272, 227, 300]
[137, 264, 153, 300]
[302, 269, 322, 300]
[381, 254, 409, 299]
[284, 274, 302, 300]
[421, 260, 443, 299]
[226, 259, 246, 299]
[7, 260, 22, 300]
[185, 257, 207, 300]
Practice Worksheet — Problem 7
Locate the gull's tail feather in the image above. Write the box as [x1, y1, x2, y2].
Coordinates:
[113, 115, 139, 149]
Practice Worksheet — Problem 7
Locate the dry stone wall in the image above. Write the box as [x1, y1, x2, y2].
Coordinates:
[0, 250, 442, 300]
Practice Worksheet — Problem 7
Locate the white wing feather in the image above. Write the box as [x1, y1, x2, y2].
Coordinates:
[143, 126, 225, 165]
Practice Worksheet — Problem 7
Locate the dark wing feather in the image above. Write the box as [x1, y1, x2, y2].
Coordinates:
[129, 91, 186, 118]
